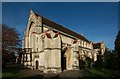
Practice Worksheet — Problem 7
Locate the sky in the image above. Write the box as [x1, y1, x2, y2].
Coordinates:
[2, 2, 119, 49]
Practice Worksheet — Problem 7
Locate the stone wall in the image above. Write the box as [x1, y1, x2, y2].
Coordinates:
[22, 10, 105, 73]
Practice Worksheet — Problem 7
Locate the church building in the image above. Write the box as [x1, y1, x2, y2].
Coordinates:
[22, 10, 106, 73]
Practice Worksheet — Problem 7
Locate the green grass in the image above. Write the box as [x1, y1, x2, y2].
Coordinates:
[2, 68, 45, 79]
[87, 68, 120, 78]
[2, 63, 120, 79]
[2, 68, 120, 79]
[2, 63, 44, 79]
[2, 69, 27, 78]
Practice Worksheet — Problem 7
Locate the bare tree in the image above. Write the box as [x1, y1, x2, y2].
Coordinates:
[2, 24, 21, 67]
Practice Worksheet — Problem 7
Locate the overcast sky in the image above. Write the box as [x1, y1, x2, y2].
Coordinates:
[2, 2, 119, 49]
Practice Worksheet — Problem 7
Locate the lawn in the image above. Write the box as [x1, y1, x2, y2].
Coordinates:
[2, 62, 120, 79]
[87, 68, 120, 78]
[2, 62, 45, 79]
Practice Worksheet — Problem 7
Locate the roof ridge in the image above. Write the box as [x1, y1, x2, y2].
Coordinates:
[34, 11, 90, 42]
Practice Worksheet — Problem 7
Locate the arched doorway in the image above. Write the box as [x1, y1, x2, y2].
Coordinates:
[36, 60, 39, 69]
[61, 47, 67, 71]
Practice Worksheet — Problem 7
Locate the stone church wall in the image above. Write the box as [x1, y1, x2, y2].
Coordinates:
[22, 10, 105, 73]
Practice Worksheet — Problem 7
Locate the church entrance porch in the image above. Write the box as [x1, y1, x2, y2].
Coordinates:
[61, 54, 66, 71]
[61, 47, 67, 72]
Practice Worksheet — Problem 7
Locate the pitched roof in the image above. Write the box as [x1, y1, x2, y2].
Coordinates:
[34, 12, 90, 42]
